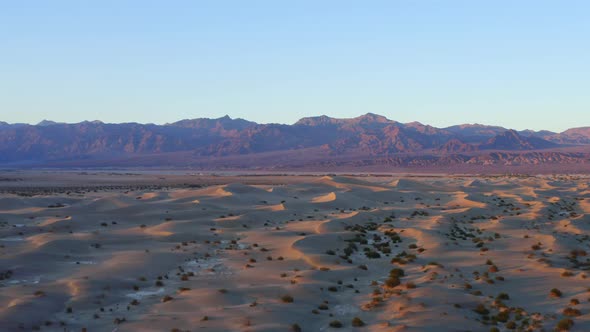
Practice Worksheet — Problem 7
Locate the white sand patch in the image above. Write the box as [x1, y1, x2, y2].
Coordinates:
[126, 288, 165, 300]
[7, 276, 41, 285]
[184, 258, 232, 276]
[1, 236, 25, 241]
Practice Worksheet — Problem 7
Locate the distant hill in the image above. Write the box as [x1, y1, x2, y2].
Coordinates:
[0, 113, 588, 170]
[549, 127, 590, 144]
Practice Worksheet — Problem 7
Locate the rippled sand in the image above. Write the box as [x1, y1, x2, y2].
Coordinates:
[1, 174, 589, 331]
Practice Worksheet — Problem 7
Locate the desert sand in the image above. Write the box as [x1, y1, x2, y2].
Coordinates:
[1, 172, 589, 331]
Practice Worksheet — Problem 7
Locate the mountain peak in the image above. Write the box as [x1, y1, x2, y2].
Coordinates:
[294, 115, 337, 126]
[37, 120, 62, 126]
[169, 115, 255, 130]
[501, 129, 520, 137]
[354, 113, 391, 123]
[295, 113, 394, 126]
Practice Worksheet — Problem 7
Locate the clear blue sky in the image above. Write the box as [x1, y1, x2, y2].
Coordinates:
[1, 1, 589, 131]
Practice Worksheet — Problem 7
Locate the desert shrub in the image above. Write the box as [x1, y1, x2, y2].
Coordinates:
[281, 295, 294, 303]
[384, 276, 400, 288]
[474, 304, 489, 315]
[496, 310, 509, 323]
[329, 320, 343, 328]
[351, 317, 365, 327]
[556, 318, 574, 330]
[113, 318, 126, 324]
[550, 288, 562, 298]
[561, 271, 574, 277]
[389, 268, 405, 278]
[563, 307, 581, 317]
[505, 321, 516, 329]
[365, 251, 381, 259]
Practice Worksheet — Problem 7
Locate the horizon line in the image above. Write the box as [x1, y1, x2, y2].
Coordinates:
[1, 113, 586, 134]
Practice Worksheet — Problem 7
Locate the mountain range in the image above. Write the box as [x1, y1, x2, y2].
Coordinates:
[1, 113, 589, 172]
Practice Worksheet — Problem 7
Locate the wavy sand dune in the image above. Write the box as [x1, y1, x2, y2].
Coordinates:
[256, 203, 285, 211]
[315, 176, 391, 192]
[311, 191, 337, 203]
[1, 174, 590, 331]
[389, 178, 455, 192]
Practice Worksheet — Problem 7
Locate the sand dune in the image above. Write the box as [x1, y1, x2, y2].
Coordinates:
[311, 191, 337, 203]
[1, 174, 590, 331]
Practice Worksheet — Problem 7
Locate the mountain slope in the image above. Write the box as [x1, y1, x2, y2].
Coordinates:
[0, 114, 587, 169]
[479, 130, 559, 150]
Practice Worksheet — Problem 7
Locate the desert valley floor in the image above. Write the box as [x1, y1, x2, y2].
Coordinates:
[1, 172, 590, 331]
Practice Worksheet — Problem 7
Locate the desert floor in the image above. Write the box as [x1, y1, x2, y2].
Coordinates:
[1, 171, 589, 331]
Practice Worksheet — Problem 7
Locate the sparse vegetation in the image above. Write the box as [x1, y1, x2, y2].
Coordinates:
[351, 317, 365, 327]
[281, 295, 294, 303]
[556, 318, 574, 331]
[550, 288, 563, 298]
[329, 320, 343, 328]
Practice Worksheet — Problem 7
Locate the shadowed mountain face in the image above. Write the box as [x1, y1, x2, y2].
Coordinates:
[479, 130, 559, 150]
[0, 113, 589, 169]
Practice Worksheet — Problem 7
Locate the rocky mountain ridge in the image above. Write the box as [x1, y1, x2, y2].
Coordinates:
[0, 113, 588, 169]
